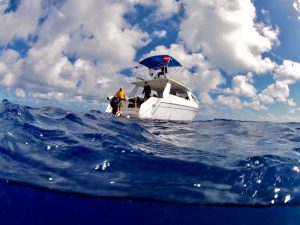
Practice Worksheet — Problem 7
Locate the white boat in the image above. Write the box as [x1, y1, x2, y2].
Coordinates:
[106, 55, 199, 121]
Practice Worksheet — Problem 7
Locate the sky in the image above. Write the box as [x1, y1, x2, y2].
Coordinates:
[1, 0, 300, 122]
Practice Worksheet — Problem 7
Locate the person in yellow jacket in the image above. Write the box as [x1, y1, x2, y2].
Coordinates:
[115, 87, 126, 113]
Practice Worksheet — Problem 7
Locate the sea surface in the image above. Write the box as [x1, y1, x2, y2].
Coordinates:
[0, 99, 300, 224]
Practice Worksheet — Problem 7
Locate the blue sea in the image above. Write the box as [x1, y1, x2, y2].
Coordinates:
[0, 99, 300, 225]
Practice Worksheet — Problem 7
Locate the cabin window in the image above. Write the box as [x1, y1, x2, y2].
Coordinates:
[191, 94, 197, 102]
[157, 91, 163, 98]
[170, 89, 189, 100]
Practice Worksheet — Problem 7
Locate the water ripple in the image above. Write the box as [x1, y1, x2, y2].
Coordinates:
[0, 100, 300, 206]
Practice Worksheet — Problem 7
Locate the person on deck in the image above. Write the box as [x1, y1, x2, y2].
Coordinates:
[142, 82, 151, 101]
[157, 65, 168, 78]
[109, 96, 120, 115]
[115, 87, 126, 112]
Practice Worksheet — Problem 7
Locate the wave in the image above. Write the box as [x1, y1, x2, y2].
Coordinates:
[0, 99, 299, 206]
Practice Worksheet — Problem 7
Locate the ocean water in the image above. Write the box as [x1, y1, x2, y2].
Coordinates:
[1, 99, 300, 224]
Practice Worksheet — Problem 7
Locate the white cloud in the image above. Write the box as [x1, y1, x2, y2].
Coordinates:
[256, 93, 274, 104]
[24, 35, 78, 90]
[180, 0, 278, 74]
[215, 95, 266, 110]
[0, 61, 12, 87]
[32, 92, 86, 103]
[0, 0, 298, 120]
[152, 30, 167, 38]
[263, 109, 300, 122]
[74, 96, 84, 102]
[0, 49, 22, 87]
[32, 92, 66, 101]
[126, 0, 180, 19]
[143, 43, 226, 105]
[199, 92, 214, 105]
[257, 81, 291, 104]
[224, 73, 257, 98]
[274, 60, 300, 84]
[0, 0, 151, 102]
[216, 95, 243, 109]
[0, 0, 42, 45]
[21, 34, 134, 100]
[243, 100, 267, 111]
[287, 98, 296, 106]
[293, 0, 300, 13]
[261, 9, 271, 23]
[155, 0, 180, 18]
[37, 0, 149, 66]
[0, 0, 9, 12]
[16, 88, 26, 98]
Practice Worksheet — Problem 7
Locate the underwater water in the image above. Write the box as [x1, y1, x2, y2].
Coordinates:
[0, 99, 300, 224]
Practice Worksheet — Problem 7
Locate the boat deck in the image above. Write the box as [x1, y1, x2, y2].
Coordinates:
[120, 105, 140, 115]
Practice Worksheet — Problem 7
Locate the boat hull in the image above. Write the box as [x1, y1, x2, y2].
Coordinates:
[124, 107, 198, 121]
[108, 97, 199, 121]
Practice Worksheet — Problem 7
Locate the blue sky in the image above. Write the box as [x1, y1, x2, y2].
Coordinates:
[1, 0, 300, 122]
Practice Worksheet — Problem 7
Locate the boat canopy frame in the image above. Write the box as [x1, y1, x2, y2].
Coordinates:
[139, 55, 182, 70]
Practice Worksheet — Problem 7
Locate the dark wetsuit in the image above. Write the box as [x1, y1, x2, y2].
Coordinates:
[110, 96, 120, 115]
[158, 66, 168, 77]
[143, 85, 151, 100]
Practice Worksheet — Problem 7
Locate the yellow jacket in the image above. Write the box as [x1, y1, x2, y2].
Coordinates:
[116, 88, 125, 100]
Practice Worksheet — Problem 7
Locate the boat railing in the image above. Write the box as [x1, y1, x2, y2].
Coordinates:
[121, 96, 143, 115]
[134, 66, 188, 86]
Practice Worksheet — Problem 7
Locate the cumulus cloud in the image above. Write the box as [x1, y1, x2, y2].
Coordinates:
[16, 88, 26, 98]
[243, 100, 267, 111]
[293, 0, 300, 13]
[32, 92, 66, 101]
[0, 0, 298, 119]
[180, 0, 279, 74]
[37, 0, 149, 66]
[257, 81, 295, 105]
[0, 0, 151, 102]
[142, 43, 225, 104]
[215, 94, 267, 110]
[152, 30, 167, 38]
[216, 95, 243, 109]
[261, 9, 271, 23]
[0, 0, 42, 45]
[126, 0, 180, 19]
[274, 60, 300, 84]
[155, 0, 181, 18]
[0, 49, 22, 87]
[250, 60, 300, 108]
[224, 73, 257, 98]
[199, 92, 214, 105]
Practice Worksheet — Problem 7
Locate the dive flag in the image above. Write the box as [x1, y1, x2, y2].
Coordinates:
[163, 55, 171, 62]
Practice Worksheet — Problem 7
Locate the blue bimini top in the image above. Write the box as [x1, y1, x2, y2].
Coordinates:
[139, 55, 182, 70]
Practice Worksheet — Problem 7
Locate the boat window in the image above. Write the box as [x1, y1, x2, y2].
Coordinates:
[191, 94, 197, 102]
[170, 89, 189, 100]
[157, 91, 163, 98]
